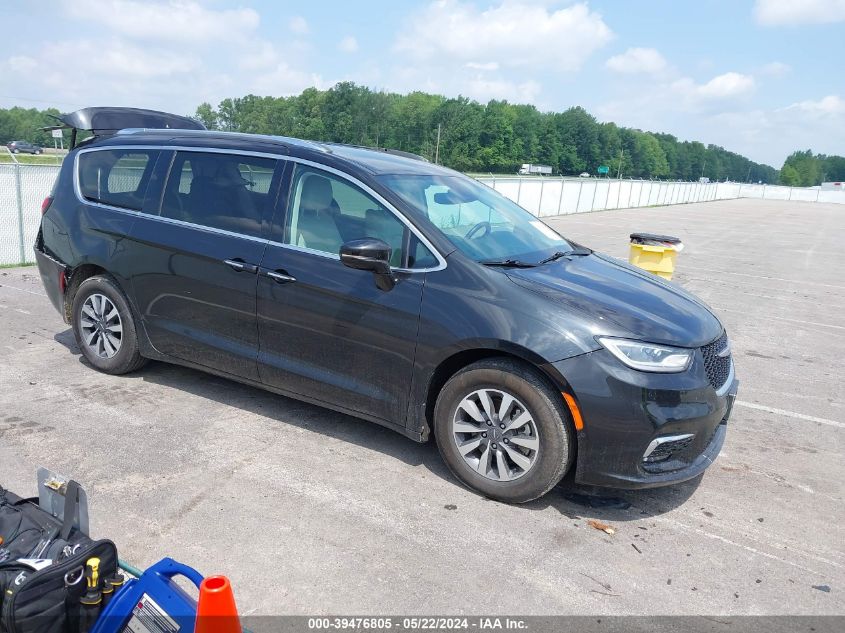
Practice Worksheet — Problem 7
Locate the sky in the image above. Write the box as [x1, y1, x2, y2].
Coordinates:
[1, 0, 843, 167]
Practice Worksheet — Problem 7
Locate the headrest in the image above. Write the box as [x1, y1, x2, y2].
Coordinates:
[300, 175, 333, 211]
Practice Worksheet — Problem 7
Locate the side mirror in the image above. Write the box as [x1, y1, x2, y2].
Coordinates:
[340, 238, 392, 276]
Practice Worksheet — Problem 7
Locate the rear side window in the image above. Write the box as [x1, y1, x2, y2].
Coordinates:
[160, 151, 277, 239]
[77, 150, 159, 211]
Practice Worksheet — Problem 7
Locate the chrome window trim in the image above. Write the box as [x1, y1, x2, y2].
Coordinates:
[277, 157, 445, 272]
[144, 213, 271, 245]
[73, 147, 159, 217]
[73, 145, 447, 273]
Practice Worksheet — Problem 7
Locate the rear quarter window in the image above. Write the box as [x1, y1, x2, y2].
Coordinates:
[77, 149, 159, 211]
[159, 151, 277, 239]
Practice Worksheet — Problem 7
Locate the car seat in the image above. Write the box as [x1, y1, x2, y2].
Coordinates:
[296, 175, 344, 253]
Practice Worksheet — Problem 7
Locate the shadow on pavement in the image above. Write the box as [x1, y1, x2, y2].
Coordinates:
[54, 327, 702, 519]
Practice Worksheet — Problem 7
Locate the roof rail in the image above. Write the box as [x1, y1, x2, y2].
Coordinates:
[322, 142, 429, 162]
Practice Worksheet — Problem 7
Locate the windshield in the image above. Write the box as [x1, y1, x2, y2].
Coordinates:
[379, 174, 572, 264]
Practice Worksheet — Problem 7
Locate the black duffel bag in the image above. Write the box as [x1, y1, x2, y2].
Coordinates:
[0, 483, 117, 633]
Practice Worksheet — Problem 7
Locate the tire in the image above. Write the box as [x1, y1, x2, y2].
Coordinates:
[434, 357, 574, 503]
[71, 275, 147, 375]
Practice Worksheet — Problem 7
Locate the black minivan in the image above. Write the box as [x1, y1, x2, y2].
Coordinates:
[35, 108, 737, 503]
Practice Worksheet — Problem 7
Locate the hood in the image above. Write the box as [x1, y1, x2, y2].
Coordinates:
[507, 252, 723, 347]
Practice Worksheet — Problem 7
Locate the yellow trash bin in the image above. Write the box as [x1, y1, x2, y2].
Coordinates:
[628, 233, 683, 281]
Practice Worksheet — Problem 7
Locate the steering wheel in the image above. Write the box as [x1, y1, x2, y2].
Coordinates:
[465, 221, 491, 240]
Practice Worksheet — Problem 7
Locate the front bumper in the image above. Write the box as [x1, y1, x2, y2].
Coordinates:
[549, 347, 738, 489]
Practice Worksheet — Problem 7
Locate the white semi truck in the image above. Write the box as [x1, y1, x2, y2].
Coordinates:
[518, 163, 553, 176]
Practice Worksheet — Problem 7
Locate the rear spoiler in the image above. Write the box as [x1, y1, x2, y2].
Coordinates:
[42, 107, 206, 149]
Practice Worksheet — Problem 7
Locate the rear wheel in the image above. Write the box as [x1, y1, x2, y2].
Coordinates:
[434, 358, 574, 503]
[71, 275, 146, 374]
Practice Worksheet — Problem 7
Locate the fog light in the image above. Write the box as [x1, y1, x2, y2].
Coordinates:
[642, 434, 695, 463]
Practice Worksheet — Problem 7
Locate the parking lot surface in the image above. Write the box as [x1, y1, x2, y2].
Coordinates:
[1, 198, 842, 615]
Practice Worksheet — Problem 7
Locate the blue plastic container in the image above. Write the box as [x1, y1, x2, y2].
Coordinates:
[89, 557, 204, 633]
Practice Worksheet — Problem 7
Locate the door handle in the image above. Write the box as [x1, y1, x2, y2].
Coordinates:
[266, 270, 297, 284]
[224, 259, 258, 273]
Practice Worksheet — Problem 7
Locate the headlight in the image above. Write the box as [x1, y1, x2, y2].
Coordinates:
[598, 337, 693, 373]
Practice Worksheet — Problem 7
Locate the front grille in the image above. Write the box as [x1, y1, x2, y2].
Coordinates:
[701, 331, 731, 390]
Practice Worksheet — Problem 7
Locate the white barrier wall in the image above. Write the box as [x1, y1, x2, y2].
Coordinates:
[475, 176, 845, 218]
[2, 163, 844, 265]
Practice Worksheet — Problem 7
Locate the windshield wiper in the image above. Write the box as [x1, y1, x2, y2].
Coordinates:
[479, 258, 537, 268]
[538, 251, 569, 264]
[537, 246, 592, 265]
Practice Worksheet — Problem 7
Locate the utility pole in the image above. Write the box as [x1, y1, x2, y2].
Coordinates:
[434, 123, 441, 164]
[617, 147, 624, 180]
[701, 158, 707, 179]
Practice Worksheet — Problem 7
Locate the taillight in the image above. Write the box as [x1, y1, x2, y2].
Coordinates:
[59, 270, 67, 293]
[41, 196, 53, 215]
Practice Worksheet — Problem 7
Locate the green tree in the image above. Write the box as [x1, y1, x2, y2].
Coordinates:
[194, 102, 219, 130]
[782, 150, 823, 186]
[779, 164, 800, 186]
[1, 88, 791, 184]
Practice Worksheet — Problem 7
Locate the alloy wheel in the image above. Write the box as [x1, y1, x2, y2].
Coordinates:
[80, 293, 123, 359]
[451, 388, 540, 481]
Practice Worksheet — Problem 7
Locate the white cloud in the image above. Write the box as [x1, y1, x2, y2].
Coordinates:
[784, 95, 845, 115]
[605, 48, 667, 75]
[672, 72, 756, 101]
[602, 71, 755, 126]
[7, 56, 37, 73]
[465, 62, 500, 71]
[13, 38, 199, 80]
[395, 1, 612, 71]
[0, 1, 329, 114]
[696, 72, 756, 98]
[598, 77, 844, 167]
[289, 16, 309, 34]
[761, 61, 791, 76]
[338, 36, 359, 53]
[248, 63, 325, 96]
[62, 0, 259, 43]
[707, 98, 845, 166]
[464, 77, 542, 103]
[754, 0, 845, 25]
[237, 42, 280, 71]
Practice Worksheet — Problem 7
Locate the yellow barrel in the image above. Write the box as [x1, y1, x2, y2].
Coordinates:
[628, 233, 683, 281]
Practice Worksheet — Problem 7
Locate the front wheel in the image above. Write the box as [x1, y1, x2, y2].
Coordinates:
[71, 275, 147, 374]
[434, 358, 574, 503]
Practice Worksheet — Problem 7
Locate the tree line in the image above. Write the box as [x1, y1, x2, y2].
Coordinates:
[194, 83, 781, 183]
[0, 106, 62, 148]
[779, 150, 845, 186]
[4, 83, 843, 185]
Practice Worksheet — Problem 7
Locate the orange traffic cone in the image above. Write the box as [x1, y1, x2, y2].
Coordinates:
[195, 575, 241, 633]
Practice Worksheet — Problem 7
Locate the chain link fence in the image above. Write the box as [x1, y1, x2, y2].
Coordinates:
[0, 163, 61, 266]
[2, 163, 844, 267]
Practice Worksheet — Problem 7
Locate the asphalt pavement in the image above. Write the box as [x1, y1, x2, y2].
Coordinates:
[0, 198, 842, 615]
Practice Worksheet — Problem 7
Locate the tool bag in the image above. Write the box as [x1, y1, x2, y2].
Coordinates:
[0, 484, 118, 633]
